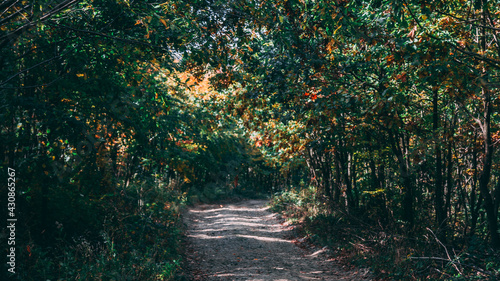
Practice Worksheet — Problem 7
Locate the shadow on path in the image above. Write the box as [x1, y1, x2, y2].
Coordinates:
[184, 199, 371, 280]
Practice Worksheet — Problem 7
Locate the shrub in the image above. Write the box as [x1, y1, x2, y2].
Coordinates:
[14, 179, 186, 281]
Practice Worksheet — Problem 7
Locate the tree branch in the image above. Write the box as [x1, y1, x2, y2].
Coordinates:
[45, 21, 169, 52]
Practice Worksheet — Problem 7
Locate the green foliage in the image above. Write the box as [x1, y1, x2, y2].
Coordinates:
[271, 188, 500, 280]
[270, 186, 330, 223]
[210, 0, 500, 276]
[0, 0, 265, 279]
[3, 0, 500, 279]
[15, 178, 186, 281]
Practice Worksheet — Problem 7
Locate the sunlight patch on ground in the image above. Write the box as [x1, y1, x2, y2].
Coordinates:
[188, 234, 225, 239]
[195, 228, 228, 232]
[188, 233, 290, 242]
[205, 214, 259, 220]
[217, 216, 260, 222]
[236, 234, 290, 243]
[189, 206, 269, 213]
[212, 221, 268, 228]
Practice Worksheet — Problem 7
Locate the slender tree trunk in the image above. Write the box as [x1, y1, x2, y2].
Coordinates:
[478, 87, 500, 248]
[306, 147, 319, 188]
[388, 130, 414, 228]
[369, 159, 380, 191]
[321, 152, 334, 202]
[333, 153, 342, 202]
[445, 113, 457, 220]
[445, 139, 454, 215]
[433, 89, 446, 241]
[336, 143, 354, 212]
[469, 146, 482, 237]
[350, 152, 359, 209]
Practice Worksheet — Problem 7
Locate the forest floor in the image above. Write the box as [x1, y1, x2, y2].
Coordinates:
[182, 199, 372, 280]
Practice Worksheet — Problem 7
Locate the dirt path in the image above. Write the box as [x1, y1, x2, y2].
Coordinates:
[183, 199, 372, 280]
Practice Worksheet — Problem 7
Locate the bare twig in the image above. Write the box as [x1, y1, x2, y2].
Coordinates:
[0, 53, 64, 87]
[410, 256, 454, 262]
[426, 227, 462, 275]
[45, 21, 169, 52]
[435, 9, 500, 32]
[410, 257, 496, 278]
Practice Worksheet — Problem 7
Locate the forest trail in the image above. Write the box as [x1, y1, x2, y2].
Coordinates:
[183, 199, 372, 280]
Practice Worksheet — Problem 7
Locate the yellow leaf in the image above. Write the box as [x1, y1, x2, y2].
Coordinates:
[160, 18, 168, 28]
[334, 24, 342, 35]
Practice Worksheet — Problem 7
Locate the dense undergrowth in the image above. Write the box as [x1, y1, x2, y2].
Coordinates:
[8, 174, 269, 280]
[12, 179, 186, 281]
[270, 187, 500, 280]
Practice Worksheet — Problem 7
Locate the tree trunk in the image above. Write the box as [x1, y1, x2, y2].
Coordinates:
[433, 89, 446, 241]
[477, 87, 500, 248]
[333, 153, 342, 202]
[388, 130, 414, 228]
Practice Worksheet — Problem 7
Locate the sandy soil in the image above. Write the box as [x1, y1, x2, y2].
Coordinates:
[183, 199, 372, 280]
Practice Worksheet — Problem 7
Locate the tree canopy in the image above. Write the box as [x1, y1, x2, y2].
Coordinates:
[2, 0, 500, 279]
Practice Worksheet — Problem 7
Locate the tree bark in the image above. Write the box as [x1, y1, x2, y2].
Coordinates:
[433, 89, 446, 241]
[388, 130, 414, 228]
[477, 87, 500, 248]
